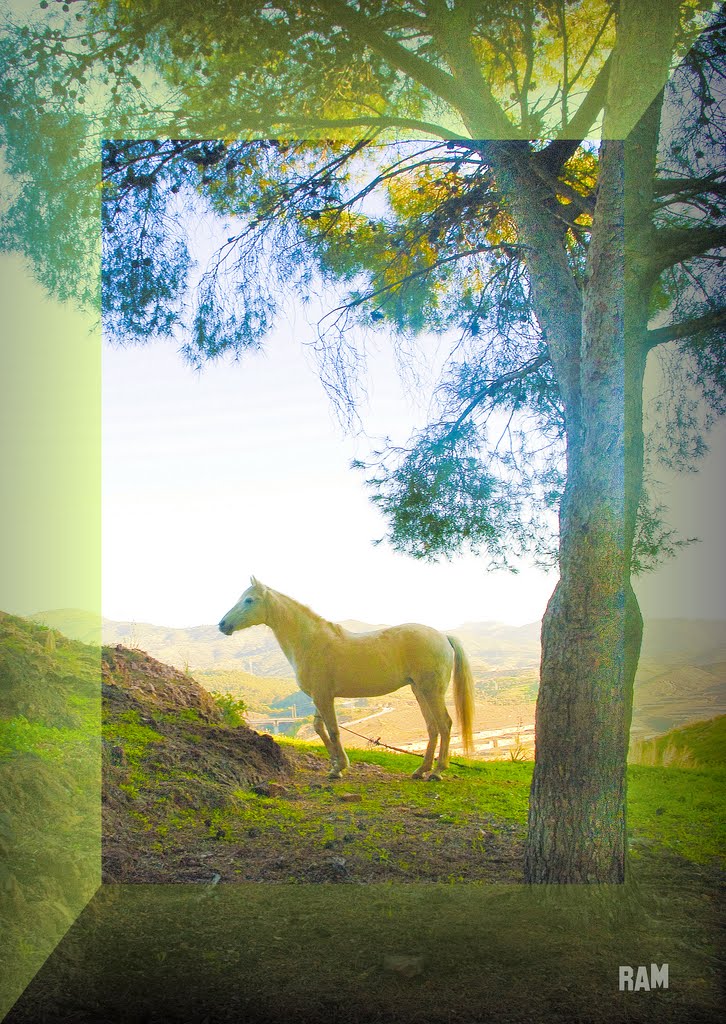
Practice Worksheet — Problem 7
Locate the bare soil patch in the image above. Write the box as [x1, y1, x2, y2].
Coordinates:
[105, 746, 526, 885]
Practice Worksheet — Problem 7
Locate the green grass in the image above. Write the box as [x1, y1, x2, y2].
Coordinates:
[99, 708, 726, 871]
[625, 716, 726, 864]
[0, 716, 93, 762]
[282, 737, 533, 817]
[630, 715, 726, 768]
[628, 764, 725, 864]
[10, 878, 724, 1024]
[115, 733, 533, 870]
[0, 612, 101, 1019]
[105, 709, 165, 798]
[276, 738, 724, 867]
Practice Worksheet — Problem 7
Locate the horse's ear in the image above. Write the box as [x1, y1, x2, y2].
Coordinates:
[250, 575, 260, 587]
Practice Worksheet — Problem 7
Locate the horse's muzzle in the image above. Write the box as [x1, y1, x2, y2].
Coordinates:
[218, 620, 233, 635]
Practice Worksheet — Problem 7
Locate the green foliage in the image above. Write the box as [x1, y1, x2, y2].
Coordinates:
[357, 418, 552, 565]
[631, 484, 699, 575]
[1, 3, 722, 576]
[209, 690, 248, 726]
[102, 158, 194, 341]
[88, 127, 722, 571]
[366, 444, 503, 561]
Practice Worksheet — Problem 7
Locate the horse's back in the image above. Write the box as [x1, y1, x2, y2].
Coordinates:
[319, 622, 453, 698]
[343, 621, 450, 654]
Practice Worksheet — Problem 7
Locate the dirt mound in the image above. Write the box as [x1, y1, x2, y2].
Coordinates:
[102, 646, 292, 881]
[102, 645, 225, 719]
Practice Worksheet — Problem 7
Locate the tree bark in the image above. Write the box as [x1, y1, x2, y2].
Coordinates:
[519, 0, 679, 880]
[524, 139, 647, 883]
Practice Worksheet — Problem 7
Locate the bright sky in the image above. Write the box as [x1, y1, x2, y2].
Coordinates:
[101, 200, 726, 633]
[103, 312, 726, 630]
[102, 314, 560, 630]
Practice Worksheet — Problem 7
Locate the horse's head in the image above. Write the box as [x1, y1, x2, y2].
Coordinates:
[218, 576, 269, 635]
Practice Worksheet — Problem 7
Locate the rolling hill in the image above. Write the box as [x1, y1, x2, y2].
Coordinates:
[33, 610, 726, 736]
[33, 610, 546, 678]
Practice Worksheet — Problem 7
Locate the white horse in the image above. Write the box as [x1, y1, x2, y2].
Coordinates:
[219, 577, 475, 779]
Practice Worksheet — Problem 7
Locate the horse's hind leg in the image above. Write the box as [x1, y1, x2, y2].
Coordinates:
[410, 685, 439, 779]
[422, 683, 452, 780]
[314, 694, 350, 779]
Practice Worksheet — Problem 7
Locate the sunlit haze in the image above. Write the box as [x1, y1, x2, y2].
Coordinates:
[102, 317, 559, 630]
[102, 220, 726, 633]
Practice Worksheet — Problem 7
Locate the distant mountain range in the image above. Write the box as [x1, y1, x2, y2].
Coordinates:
[33, 610, 726, 734]
[33, 610, 725, 673]
[34, 610, 723, 682]
[34, 610, 544, 678]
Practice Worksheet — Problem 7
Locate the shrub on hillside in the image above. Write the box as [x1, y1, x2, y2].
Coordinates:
[210, 691, 247, 726]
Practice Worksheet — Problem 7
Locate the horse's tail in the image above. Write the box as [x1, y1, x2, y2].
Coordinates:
[447, 635, 475, 756]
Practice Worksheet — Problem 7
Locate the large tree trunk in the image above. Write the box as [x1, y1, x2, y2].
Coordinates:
[524, 141, 647, 883]
[481, 2, 676, 882]
[524, 500, 644, 883]
[519, 0, 679, 884]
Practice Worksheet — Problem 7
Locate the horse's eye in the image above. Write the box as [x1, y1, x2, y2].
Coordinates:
[244, 597, 254, 605]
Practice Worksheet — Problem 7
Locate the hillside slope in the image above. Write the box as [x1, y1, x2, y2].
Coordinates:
[0, 612, 99, 1020]
[101, 646, 290, 881]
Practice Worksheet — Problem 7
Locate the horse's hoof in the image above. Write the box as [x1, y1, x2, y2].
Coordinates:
[427, 772, 442, 782]
[328, 770, 343, 780]
[411, 769, 427, 780]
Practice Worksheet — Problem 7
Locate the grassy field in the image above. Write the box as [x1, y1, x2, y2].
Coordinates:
[2, 615, 724, 1024]
[97, 705, 726, 885]
[99, 695, 726, 883]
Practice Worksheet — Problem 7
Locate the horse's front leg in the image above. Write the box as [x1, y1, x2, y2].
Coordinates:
[312, 712, 335, 764]
[314, 695, 350, 779]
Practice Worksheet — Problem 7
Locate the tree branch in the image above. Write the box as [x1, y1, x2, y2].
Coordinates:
[651, 224, 726, 274]
[529, 161, 595, 218]
[447, 353, 550, 435]
[319, 241, 527, 335]
[224, 112, 462, 140]
[652, 173, 726, 198]
[537, 53, 612, 169]
[478, 141, 584, 431]
[314, 0, 514, 138]
[531, 54, 613, 177]
[645, 308, 726, 350]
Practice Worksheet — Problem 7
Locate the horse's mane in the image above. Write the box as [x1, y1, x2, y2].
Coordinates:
[268, 588, 345, 638]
